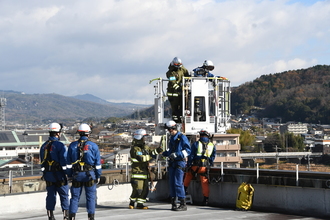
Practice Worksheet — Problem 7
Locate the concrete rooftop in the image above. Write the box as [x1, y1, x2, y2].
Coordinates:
[2, 201, 324, 220]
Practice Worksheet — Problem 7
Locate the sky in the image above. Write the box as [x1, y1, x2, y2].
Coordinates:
[0, 0, 329, 105]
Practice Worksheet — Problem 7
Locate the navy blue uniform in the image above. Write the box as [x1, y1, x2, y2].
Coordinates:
[193, 67, 214, 77]
[162, 132, 191, 200]
[40, 136, 69, 212]
[67, 136, 102, 215]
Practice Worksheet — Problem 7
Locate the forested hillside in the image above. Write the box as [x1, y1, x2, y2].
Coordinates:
[231, 65, 330, 123]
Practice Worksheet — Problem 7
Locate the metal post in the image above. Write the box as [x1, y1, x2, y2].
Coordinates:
[256, 163, 259, 184]
[296, 164, 299, 186]
[307, 154, 310, 171]
[221, 161, 224, 182]
[31, 154, 34, 175]
[9, 170, 12, 193]
[275, 145, 279, 170]
[126, 162, 129, 182]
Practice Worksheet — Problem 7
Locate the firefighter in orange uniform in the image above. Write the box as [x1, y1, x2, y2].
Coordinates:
[183, 129, 215, 206]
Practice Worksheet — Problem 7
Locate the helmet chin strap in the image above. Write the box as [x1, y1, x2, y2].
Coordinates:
[53, 132, 61, 140]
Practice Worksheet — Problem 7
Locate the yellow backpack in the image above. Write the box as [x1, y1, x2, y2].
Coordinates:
[236, 182, 254, 211]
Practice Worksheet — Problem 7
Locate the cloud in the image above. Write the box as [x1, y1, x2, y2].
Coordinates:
[0, 0, 329, 105]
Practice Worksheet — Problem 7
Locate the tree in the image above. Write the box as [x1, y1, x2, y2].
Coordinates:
[263, 133, 282, 152]
[103, 117, 123, 124]
[227, 128, 255, 151]
[283, 132, 305, 152]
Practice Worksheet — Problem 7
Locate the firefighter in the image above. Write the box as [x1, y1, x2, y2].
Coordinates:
[67, 124, 102, 220]
[162, 120, 191, 211]
[40, 122, 69, 220]
[183, 129, 216, 206]
[129, 129, 163, 209]
[192, 60, 215, 77]
[166, 57, 190, 123]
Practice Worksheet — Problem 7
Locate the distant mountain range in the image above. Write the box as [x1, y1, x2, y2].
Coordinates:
[71, 93, 150, 110]
[0, 91, 151, 124]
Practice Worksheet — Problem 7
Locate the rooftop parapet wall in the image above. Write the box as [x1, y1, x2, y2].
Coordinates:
[1, 179, 330, 218]
[2, 167, 330, 194]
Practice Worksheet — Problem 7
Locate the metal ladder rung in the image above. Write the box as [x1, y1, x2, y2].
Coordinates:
[176, 194, 193, 204]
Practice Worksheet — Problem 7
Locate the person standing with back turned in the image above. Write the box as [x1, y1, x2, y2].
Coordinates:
[67, 123, 102, 220]
[162, 120, 191, 211]
[40, 122, 69, 220]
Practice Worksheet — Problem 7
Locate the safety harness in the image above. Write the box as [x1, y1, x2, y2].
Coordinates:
[191, 141, 213, 179]
[71, 139, 95, 187]
[41, 140, 66, 187]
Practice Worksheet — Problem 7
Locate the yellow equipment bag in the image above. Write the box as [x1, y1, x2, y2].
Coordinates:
[236, 182, 254, 211]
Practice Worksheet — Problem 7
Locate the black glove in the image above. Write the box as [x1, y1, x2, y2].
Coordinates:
[169, 153, 177, 160]
[156, 147, 163, 154]
[136, 155, 143, 162]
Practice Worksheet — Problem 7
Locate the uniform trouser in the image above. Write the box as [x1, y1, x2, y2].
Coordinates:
[46, 184, 69, 211]
[69, 183, 97, 214]
[130, 178, 149, 204]
[168, 95, 182, 121]
[183, 166, 209, 197]
[168, 161, 185, 200]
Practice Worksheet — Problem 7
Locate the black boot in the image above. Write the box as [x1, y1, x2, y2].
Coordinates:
[202, 196, 209, 206]
[171, 197, 177, 211]
[136, 203, 148, 209]
[68, 213, 75, 220]
[88, 213, 95, 220]
[129, 200, 135, 209]
[175, 198, 187, 211]
[47, 210, 56, 220]
[63, 210, 69, 220]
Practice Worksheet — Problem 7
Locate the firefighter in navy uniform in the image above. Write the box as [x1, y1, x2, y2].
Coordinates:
[192, 60, 215, 77]
[129, 129, 163, 209]
[40, 122, 69, 220]
[166, 57, 190, 123]
[67, 124, 102, 220]
[183, 129, 216, 206]
[162, 120, 191, 211]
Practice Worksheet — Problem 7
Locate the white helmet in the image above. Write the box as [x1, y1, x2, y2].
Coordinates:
[78, 123, 91, 135]
[171, 57, 182, 68]
[203, 60, 214, 71]
[165, 120, 177, 130]
[48, 123, 62, 133]
[133, 129, 147, 140]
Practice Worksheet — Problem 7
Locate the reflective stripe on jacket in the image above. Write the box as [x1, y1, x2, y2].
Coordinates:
[196, 142, 214, 157]
[130, 141, 160, 180]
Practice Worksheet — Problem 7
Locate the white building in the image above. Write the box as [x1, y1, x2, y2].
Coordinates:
[280, 123, 308, 135]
